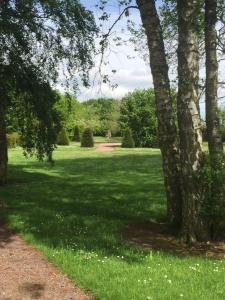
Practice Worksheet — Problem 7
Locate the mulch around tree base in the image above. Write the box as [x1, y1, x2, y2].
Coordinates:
[0, 227, 92, 300]
[122, 222, 225, 258]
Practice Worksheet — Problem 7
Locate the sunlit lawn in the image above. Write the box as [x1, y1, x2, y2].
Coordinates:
[1, 144, 225, 300]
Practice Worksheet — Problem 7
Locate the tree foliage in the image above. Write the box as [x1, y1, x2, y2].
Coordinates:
[57, 128, 70, 146]
[73, 126, 81, 142]
[121, 128, 135, 148]
[0, 0, 97, 162]
[120, 89, 158, 147]
[83, 98, 121, 136]
[81, 128, 94, 148]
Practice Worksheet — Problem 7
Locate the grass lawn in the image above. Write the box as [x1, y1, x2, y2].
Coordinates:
[1, 145, 225, 300]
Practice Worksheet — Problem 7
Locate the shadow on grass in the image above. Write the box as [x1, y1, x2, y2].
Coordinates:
[1, 153, 166, 262]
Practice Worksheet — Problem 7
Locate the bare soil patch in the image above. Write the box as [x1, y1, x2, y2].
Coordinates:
[0, 227, 92, 300]
[95, 142, 121, 152]
[122, 222, 225, 258]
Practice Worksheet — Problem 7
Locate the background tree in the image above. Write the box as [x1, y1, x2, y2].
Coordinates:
[205, 0, 224, 160]
[219, 108, 225, 142]
[0, 0, 97, 184]
[54, 94, 80, 133]
[73, 126, 81, 142]
[177, 0, 208, 242]
[83, 98, 121, 136]
[57, 128, 70, 146]
[121, 128, 135, 148]
[120, 89, 158, 147]
[81, 128, 94, 148]
[136, 0, 182, 228]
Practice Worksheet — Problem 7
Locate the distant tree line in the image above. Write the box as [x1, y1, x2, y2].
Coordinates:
[7, 88, 225, 149]
[45, 88, 159, 146]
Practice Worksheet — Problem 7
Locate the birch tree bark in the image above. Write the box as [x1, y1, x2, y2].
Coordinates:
[205, 0, 224, 159]
[137, 0, 182, 228]
[177, 0, 209, 243]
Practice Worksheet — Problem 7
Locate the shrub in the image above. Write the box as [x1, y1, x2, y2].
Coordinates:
[221, 127, 225, 142]
[81, 128, 94, 147]
[73, 126, 80, 142]
[7, 132, 21, 148]
[120, 89, 158, 147]
[121, 128, 135, 148]
[57, 128, 70, 145]
[198, 153, 225, 238]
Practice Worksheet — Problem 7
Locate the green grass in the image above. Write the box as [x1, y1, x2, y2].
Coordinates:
[1, 146, 225, 300]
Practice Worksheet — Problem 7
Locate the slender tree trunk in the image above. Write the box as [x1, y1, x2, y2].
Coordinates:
[137, 0, 182, 228]
[177, 0, 209, 243]
[0, 99, 8, 185]
[205, 0, 223, 158]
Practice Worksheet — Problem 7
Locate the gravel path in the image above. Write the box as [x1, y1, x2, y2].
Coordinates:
[0, 227, 92, 300]
[95, 142, 120, 152]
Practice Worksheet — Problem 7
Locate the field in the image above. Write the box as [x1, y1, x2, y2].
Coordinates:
[1, 143, 225, 300]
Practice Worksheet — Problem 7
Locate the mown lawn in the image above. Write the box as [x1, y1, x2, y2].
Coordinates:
[1, 145, 225, 300]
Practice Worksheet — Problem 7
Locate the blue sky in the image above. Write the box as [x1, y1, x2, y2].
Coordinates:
[77, 0, 153, 101]
[75, 1, 224, 117]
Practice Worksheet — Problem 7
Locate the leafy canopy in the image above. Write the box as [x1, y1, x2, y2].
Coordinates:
[1, 0, 97, 159]
[120, 89, 158, 147]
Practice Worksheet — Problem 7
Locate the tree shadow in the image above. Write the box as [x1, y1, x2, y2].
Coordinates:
[1, 153, 167, 262]
[18, 282, 45, 299]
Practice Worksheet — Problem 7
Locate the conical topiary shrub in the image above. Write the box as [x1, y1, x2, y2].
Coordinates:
[81, 128, 94, 147]
[57, 128, 70, 145]
[121, 128, 135, 148]
[73, 125, 80, 142]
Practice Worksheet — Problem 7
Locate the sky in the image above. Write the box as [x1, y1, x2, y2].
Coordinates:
[77, 0, 153, 101]
[66, 0, 224, 118]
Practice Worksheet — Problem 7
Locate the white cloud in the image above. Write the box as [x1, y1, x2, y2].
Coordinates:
[78, 67, 153, 100]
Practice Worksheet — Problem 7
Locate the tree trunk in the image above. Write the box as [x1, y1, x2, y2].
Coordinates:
[177, 0, 209, 243]
[0, 100, 8, 185]
[137, 0, 182, 228]
[205, 0, 223, 159]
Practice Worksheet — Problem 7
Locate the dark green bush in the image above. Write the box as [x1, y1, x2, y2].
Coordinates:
[7, 132, 21, 148]
[81, 128, 94, 147]
[120, 89, 158, 147]
[73, 126, 80, 142]
[57, 128, 70, 145]
[221, 127, 225, 142]
[121, 128, 135, 148]
[198, 153, 225, 238]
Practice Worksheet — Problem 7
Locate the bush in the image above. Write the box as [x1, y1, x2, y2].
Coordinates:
[81, 128, 94, 147]
[198, 153, 225, 238]
[7, 132, 21, 148]
[73, 126, 80, 142]
[57, 128, 70, 145]
[120, 89, 158, 147]
[221, 127, 225, 142]
[121, 128, 135, 148]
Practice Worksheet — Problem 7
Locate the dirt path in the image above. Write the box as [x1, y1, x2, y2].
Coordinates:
[122, 222, 225, 258]
[95, 142, 120, 152]
[0, 227, 92, 300]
